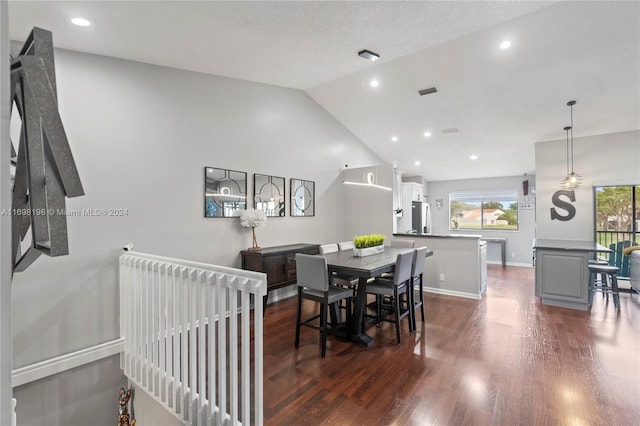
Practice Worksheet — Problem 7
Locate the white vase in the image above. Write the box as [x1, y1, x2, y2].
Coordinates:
[353, 245, 385, 257]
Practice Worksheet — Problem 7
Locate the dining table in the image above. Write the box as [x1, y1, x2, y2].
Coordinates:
[320, 246, 434, 346]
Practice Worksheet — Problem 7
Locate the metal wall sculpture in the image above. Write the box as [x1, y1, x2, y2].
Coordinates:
[10, 27, 84, 273]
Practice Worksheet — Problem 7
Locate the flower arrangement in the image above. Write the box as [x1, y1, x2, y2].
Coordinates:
[240, 209, 267, 251]
[353, 234, 385, 249]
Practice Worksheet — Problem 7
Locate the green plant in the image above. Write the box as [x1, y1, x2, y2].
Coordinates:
[353, 234, 385, 249]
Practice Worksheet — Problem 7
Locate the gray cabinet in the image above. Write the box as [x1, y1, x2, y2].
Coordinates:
[535, 249, 589, 310]
[533, 239, 610, 311]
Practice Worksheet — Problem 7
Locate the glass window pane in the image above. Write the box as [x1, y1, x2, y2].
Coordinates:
[450, 191, 518, 230]
[595, 185, 636, 249]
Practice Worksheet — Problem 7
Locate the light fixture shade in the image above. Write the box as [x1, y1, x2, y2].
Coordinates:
[343, 171, 391, 191]
[560, 172, 583, 189]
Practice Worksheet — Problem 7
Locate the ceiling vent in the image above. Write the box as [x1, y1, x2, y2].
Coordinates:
[442, 128, 458, 134]
[418, 87, 438, 96]
[358, 49, 380, 62]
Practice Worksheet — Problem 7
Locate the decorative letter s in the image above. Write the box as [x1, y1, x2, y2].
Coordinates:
[550, 190, 576, 221]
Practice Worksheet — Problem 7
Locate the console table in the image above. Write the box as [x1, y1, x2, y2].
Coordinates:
[241, 243, 320, 311]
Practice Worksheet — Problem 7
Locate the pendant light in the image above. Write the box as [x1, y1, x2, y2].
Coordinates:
[560, 100, 582, 189]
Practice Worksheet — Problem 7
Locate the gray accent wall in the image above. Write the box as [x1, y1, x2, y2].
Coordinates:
[428, 175, 536, 266]
[9, 47, 383, 425]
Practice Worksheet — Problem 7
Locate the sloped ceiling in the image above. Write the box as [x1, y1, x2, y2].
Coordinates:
[8, 0, 640, 181]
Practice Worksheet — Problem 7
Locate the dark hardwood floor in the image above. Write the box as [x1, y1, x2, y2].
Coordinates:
[262, 265, 640, 425]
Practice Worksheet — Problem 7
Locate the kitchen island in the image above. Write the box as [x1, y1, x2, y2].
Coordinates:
[392, 233, 487, 299]
[533, 239, 611, 310]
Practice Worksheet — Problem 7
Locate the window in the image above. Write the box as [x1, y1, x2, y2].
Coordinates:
[594, 185, 639, 247]
[449, 190, 519, 230]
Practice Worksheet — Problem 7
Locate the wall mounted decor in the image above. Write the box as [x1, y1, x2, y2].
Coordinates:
[254, 174, 285, 217]
[204, 167, 247, 217]
[10, 27, 85, 274]
[290, 178, 315, 217]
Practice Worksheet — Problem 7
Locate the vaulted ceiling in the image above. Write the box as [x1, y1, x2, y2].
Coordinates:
[9, 1, 640, 181]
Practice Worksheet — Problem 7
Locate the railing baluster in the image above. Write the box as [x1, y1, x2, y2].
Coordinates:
[180, 266, 189, 421]
[229, 277, 239, 424]
[150, 261, 157, 395]
[119, 252, 265, 426]
[241, 279, 250, 425]
[255, 278, 264, 426]
[209, 274, 218, 423]
[189, 270, 198, 424]
[197, 272, 207, 425]
[217, 275, 226, 426]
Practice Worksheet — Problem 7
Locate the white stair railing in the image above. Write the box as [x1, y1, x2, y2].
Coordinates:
[119, 251, 266, 425]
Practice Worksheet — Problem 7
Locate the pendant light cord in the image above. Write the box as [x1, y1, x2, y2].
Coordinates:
[570, 103, 575, 173]
[565, 126, 571, 176]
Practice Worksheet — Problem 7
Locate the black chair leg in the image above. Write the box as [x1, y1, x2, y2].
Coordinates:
[346, 297, 352, 341]
[410, 282, 417, 332]
[394, 290, 401, 344]
[295, 289, 302, 347]
[320, 302, 327, 358]
[419, 275, 425, 323]
[406, 291, 414, 333]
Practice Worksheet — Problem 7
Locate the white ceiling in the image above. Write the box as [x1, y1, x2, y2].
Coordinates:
[8, 1, 640, 181]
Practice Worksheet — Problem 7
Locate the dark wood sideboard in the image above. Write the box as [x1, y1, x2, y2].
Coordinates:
[241, 243, 320, 311]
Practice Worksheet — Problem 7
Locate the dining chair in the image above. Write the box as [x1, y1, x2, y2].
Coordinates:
[320, 243, 358, 287]
[321, 242, 359, 312]
[320, 243, 339, 254]
[365, 250, 414, 344]
[410, 247, 428, 330]
[295, 254, 352, 357]
[390, 239, 415, 248]
[338, 241, 355, 251]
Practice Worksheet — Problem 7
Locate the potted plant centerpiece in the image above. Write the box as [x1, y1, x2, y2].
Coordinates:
[353, 234, 385, 257]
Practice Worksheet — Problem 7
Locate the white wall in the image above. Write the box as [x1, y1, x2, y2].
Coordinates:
[428, 175, 536, 266]
[9, 47, 383, 425]
[535, 130, 640, 240]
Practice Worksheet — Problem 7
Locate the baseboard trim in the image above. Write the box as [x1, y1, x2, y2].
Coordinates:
[423, 287, 482, 300]
[487, 261, 534, 267]
[12, 338, 125, 387]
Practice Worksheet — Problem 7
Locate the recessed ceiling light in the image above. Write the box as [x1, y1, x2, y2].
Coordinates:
[70, 17, 92, 27]
[391, 136, 398, 142]
[499, 41, 511, 50]
[423, 131, 431, 138]
[470, 155, 478, 160]
[358, 49, 380, 62]
[415, 161, 421, 166]
[369, 80, 379, 88]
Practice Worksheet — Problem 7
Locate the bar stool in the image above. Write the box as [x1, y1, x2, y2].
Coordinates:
[587, 264, 620, 310]
[589, 259, 610, 292]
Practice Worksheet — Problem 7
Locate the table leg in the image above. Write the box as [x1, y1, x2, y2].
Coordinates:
[351, 277, 373, 347]
[501, 240, 506, 268]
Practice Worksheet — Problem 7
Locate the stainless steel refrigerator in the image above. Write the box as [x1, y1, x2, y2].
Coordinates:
[412, 201, 431, 234]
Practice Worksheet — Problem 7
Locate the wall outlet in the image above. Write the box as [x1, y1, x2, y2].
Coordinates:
[512, 252, 516, 258]
[439, 273, 445, 281]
